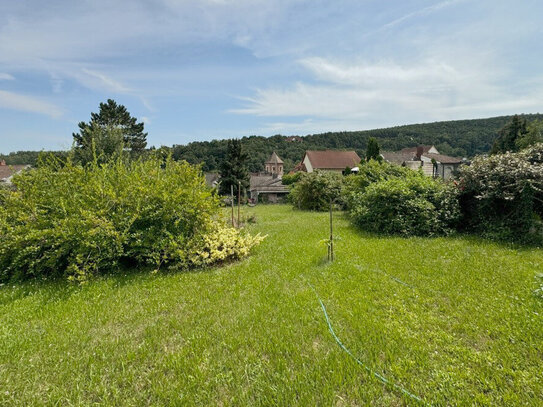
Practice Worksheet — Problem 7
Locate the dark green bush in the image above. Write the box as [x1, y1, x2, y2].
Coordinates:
[350, 176, 460, 236]
[457, 143, 543, 243]
[289, 171, 343, 211]
[0, 156, 263, 282]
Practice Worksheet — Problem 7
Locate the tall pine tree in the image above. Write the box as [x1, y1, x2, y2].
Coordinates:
[219, 139, 249, 196]
[73, 99, 147, 162]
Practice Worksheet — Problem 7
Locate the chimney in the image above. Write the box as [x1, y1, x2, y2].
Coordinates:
[416, 146, 423, 159]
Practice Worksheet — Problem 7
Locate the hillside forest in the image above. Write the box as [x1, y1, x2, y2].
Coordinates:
[2, 114, 543, 173]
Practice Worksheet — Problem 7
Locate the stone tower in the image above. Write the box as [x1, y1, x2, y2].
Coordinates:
[265, 152, 284, 178]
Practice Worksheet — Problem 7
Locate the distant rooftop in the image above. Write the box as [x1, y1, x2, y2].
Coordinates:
[0, 164, 29, 182]
[305, 150, 361, 170]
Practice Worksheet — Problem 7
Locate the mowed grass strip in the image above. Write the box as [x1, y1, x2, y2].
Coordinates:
[1, 205, 542, 406]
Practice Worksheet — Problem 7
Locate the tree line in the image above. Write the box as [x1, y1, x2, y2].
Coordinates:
[2, 99, 542, 174]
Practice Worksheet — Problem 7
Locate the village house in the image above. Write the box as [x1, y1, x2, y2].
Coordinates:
[204, 153, 289, 203]
[294, 150, 361, 173]
[249, 152, 289, 203]
[0, 161, 30, 185]
[285, 136, 303, 143]
[381, 146, 463, 180]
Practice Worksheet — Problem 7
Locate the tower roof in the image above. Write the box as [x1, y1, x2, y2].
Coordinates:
[266, 152, 284, 164]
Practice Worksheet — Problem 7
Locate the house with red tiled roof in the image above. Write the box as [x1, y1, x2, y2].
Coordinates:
[0, 161, 30, 185]
[298, 150, 361, 173]
[381, 145, 464, 180]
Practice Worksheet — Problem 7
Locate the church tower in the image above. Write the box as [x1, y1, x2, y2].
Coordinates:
[265, 152, 284, 178]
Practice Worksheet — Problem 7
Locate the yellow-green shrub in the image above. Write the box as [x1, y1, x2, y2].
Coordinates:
[0, 155, 263, 282]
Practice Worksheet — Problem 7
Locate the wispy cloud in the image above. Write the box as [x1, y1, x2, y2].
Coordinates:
[382, 0, 469, 30]
[0, 73, 15, 81]
[80, 68, 132, 93]
[0, 90, 63, 118]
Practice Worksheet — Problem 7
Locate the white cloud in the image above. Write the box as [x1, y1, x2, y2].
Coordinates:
[232, 56, 543, 134]
[0, 73, 15, 81]
[0, 90, 63, 118]
[299, 57, 462, 86]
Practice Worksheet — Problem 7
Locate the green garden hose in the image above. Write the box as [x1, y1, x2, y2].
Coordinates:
[308, 282, 430, 405]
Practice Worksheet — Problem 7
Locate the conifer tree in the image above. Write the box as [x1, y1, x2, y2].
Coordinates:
[365, 137, 381, 161]
[219, 139, 249, 196]
[73, 99, 147, 163]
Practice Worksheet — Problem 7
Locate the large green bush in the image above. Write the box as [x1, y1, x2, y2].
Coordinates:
[289, 171, 343, 211]
[457, 143, 543, 243]
[350, 176, 460, 237]
[342, 160, 421, 210]
[0, 156, 263, 282]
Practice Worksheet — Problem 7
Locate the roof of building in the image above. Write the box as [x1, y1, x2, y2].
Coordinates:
[399, 145, 435, 154]
[380, 151, 417, 165]
[266, 152, 284, 164]
[249, 174, 289, 192]
[424, 153, 463, 164]
[291, 162, 307, 173]
[285, 136, 303, 142]
[304, 150, 361, 169]
[0, 165, 29, 182]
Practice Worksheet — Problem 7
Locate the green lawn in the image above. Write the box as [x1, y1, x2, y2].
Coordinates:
[1, 205, 542, 406]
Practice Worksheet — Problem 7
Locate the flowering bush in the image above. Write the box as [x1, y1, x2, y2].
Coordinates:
[457, 143, 543, 243]
[0, 155, 263, 282]
[186, 226, 265, 267]
[349, 176, 460, 237]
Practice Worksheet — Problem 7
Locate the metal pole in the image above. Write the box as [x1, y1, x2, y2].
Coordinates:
[329, 198, 334, 262]
[231, 184, 234, 227]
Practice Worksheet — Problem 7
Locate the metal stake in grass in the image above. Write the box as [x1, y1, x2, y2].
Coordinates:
[237, 181, 241, 228]
[328, 197, 334, 262]
[231, 184, 235, 227]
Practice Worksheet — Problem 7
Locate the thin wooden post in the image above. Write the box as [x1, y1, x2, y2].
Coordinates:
[237, 181, 241, 228]
[231, 184, 235, 227]
[329, 198, 334, 261]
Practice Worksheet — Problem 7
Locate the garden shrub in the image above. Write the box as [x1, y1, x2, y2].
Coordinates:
[289, 170, 344, 211]
[0, 155, 263, 282]
[281, 171, 303, 185]
[342, 160, 421, 210]
[457, 143, 543, 243]
[350, 176, 460, 237]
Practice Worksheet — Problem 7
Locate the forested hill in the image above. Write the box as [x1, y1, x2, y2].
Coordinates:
[3, 113, 542, 173]
[172, 113, 543, 173]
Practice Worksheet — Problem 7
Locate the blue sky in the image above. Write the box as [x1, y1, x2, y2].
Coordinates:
[1, 0, 542, 153]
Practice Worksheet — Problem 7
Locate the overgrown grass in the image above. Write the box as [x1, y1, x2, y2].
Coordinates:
[1, 205, 542, 405]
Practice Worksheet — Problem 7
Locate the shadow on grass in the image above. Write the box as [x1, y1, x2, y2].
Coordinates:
[0, 254, 248, 306]
[345, 218, 542, 252]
